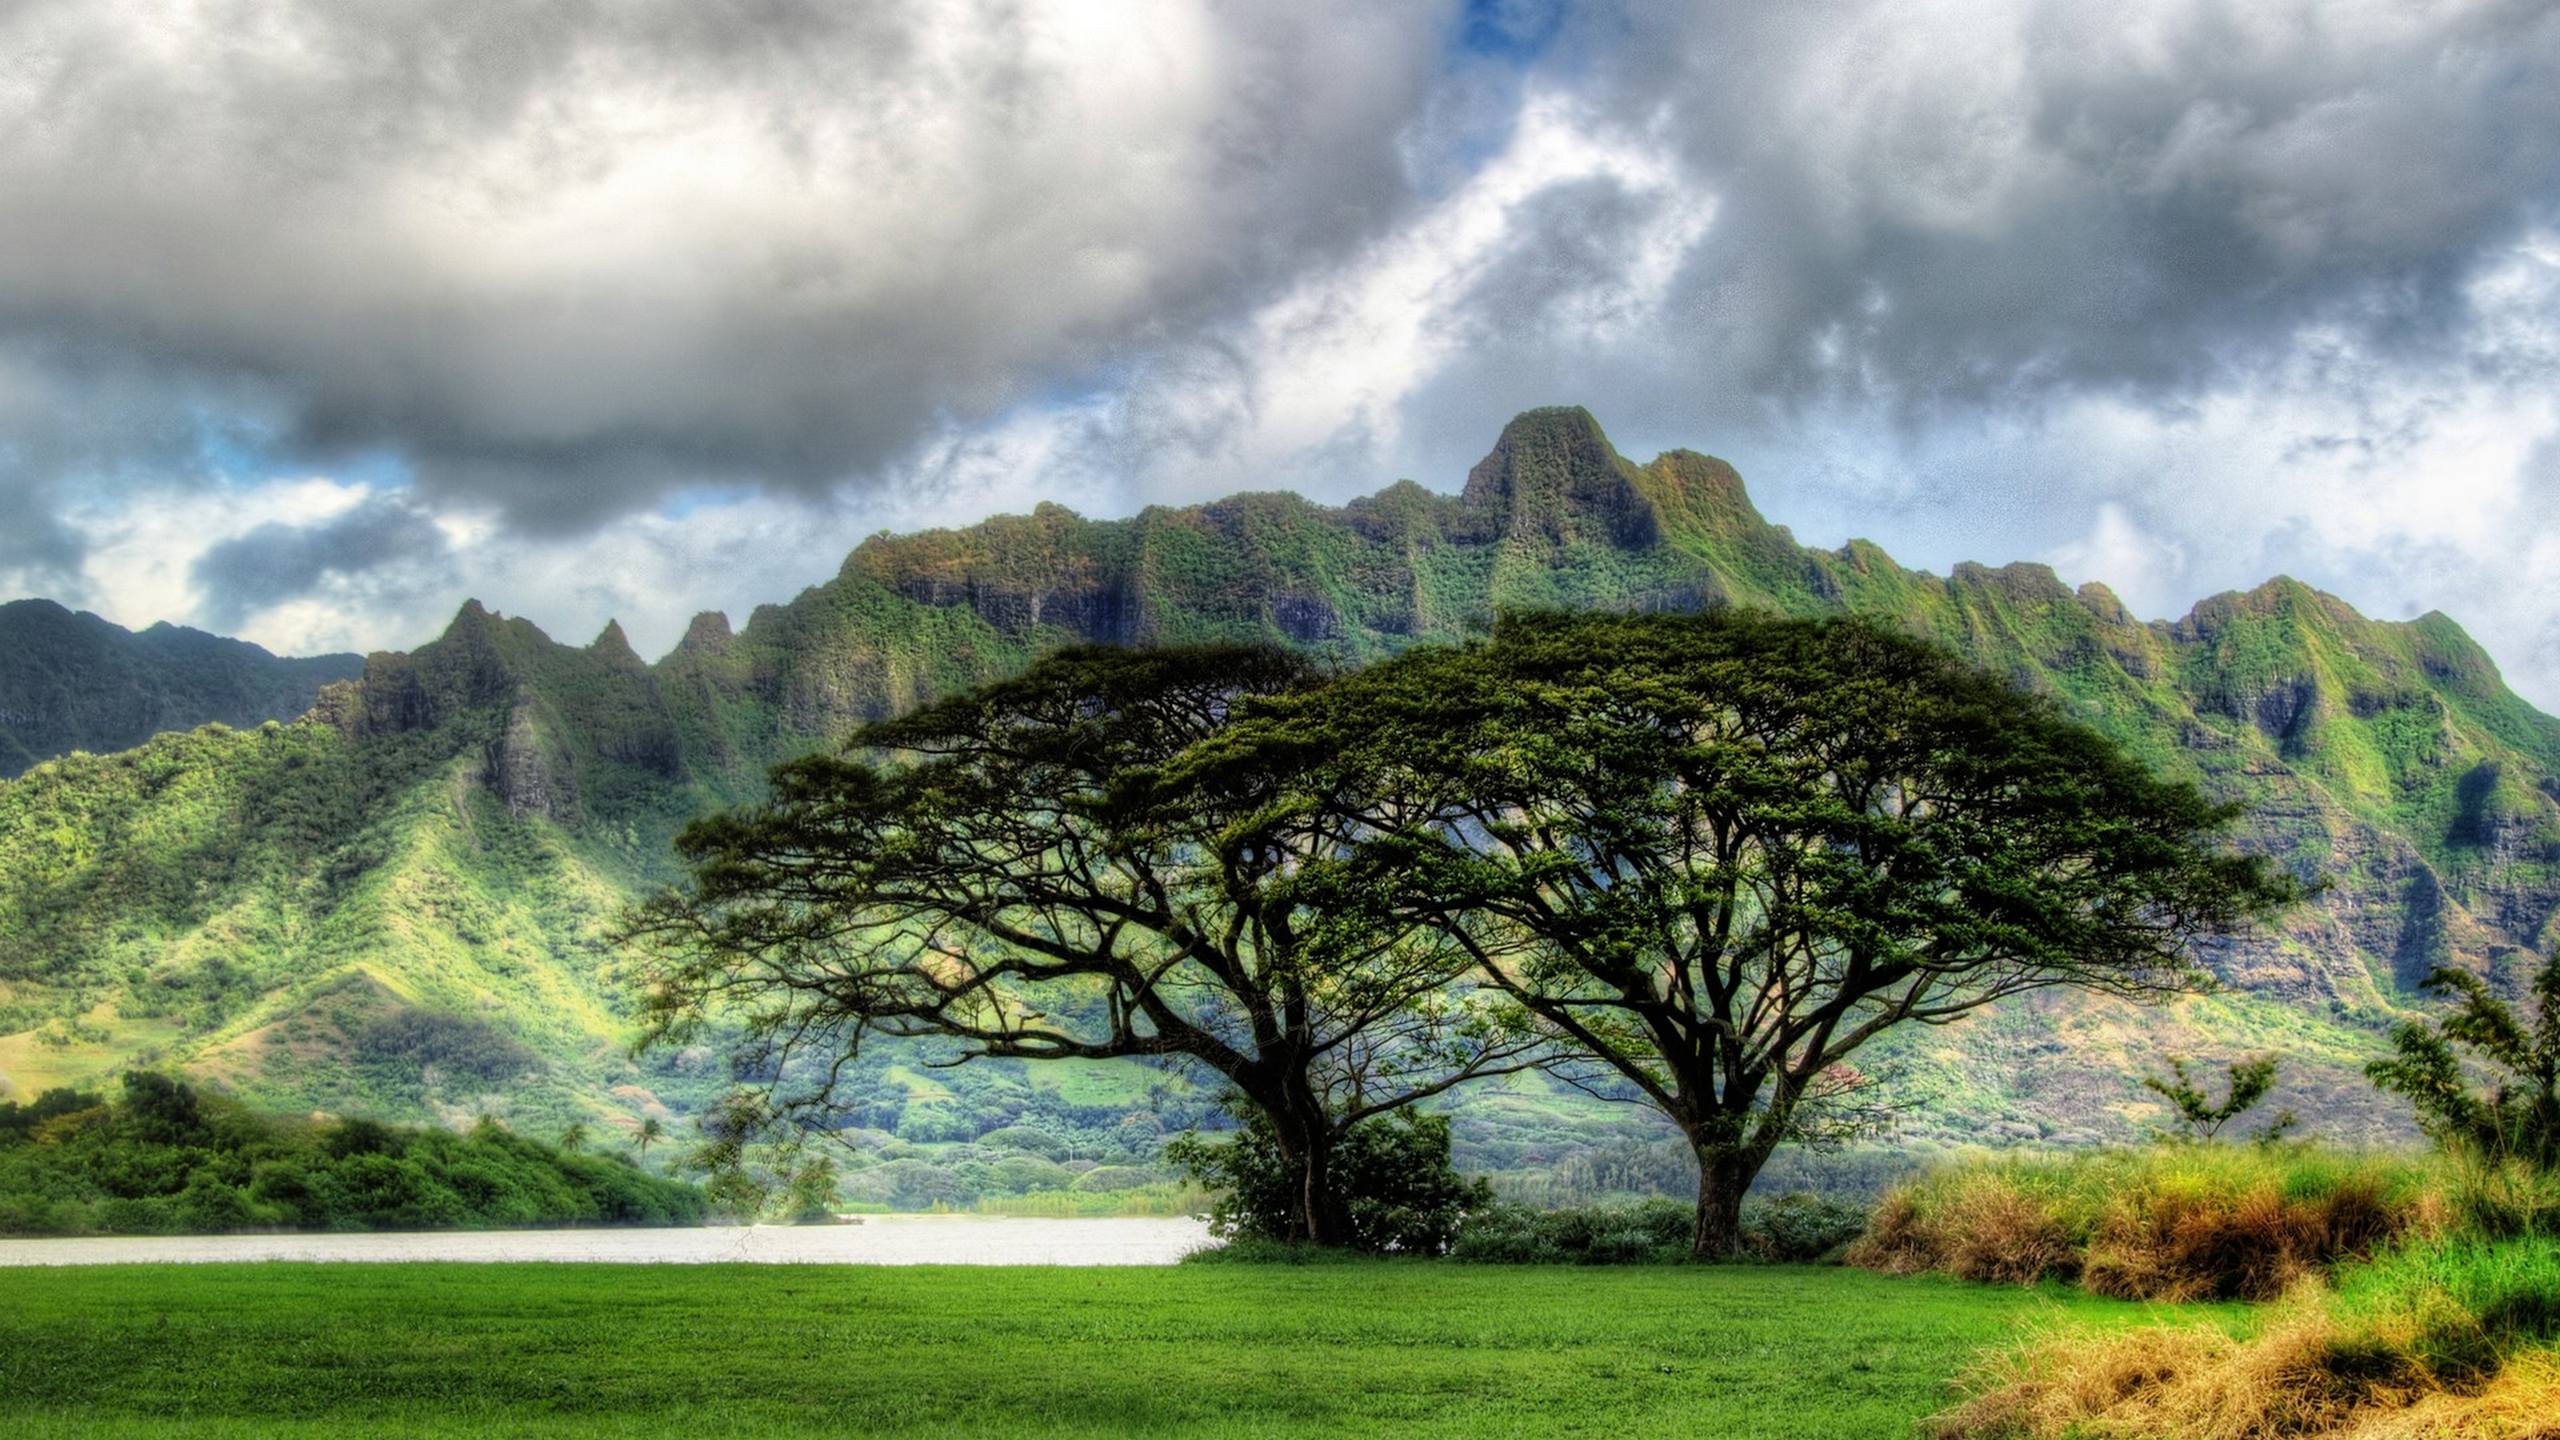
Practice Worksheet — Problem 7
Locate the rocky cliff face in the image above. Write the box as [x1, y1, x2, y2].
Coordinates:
[6, 407, 2556, 1146]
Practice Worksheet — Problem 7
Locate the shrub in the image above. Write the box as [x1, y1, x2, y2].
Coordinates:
[1168, 1109, 1489, 1254]
[2369, 953, 2560, 1170]
[1451, 1199, 1693, 1264]
[2141, 1053, 2296, 1142]
[1745, 1193, 1871, 1262]
[1849, 1167, 2082, 1286]
[1178, 1234, 1380, 1266]
[1446, 1194, 1866, 1265]
[168, 1171, 252, 1231]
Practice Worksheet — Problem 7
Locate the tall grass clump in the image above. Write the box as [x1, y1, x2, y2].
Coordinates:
[1848, 1145, 2447, 1300]
[1935, 951, 2560, 1435]
[1931, 1233, 2560, 1439]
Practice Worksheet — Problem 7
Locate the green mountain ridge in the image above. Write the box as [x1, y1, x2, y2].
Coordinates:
[0, 600, 362, 778]
[4, 408, 2555, 1173]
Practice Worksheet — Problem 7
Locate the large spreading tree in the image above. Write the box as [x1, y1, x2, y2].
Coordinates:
[1210, 610, 2298, 1255]
[624, 645, 1549, 1245]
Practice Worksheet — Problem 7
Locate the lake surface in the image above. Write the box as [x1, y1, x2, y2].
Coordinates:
[0, 1215, 1215, 1267]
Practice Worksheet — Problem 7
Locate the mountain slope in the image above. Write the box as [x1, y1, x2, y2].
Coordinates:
[4, 408, 2554, 1163]
[0, 600, 362, 777]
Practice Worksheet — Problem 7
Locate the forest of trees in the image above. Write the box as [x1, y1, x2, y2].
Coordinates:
[0, 1073, 703, 1235]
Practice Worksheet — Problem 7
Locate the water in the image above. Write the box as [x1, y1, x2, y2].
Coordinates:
[0, 1215, 1215, 1266]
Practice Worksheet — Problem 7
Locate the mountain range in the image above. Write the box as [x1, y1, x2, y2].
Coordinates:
[0, 600, 359, 778]
[4, 408, 2554, 1172]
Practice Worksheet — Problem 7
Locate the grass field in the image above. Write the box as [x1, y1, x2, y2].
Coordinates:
[0, 1263, 2232, 1439]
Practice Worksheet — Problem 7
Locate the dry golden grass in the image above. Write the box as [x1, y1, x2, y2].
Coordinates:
[1850, 1147, 2449, 1302]
[1931, 1238, 2560, 1440]
[2081, 1176, 2413, 1304]
[1852, 1173, 2082, 1286]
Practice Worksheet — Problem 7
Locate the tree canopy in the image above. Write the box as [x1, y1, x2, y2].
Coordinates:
[626, 645, 1550, 1243]
[1203, 610, 2299, 1253]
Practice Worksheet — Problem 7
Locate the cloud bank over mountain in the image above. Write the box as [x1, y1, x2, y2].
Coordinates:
[2, 0, 2555, 701]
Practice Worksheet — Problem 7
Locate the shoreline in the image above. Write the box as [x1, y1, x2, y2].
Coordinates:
[0, 1213, 1216, 1267]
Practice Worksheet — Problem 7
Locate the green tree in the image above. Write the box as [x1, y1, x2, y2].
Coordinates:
[2141, 1055, 2295, 1142]
[1166, 1108, 1489, 1255]
[2367, 952, 2560, 1169]
[635, 1116, 665, 1158]
[118, 1072, 206, 1147]
[1219, 611, 2297, 1256]
[627, 646, 1552, 1245]
[783, 1156, 840, 1224]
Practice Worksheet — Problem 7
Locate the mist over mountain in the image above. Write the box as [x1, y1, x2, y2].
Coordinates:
[4, 409, 2554, 1167]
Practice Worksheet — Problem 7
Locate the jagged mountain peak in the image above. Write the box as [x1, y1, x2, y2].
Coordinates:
[589, 619, 640, 664]
[1458, 405, 1659, 551]
[673, 611, 734, 657]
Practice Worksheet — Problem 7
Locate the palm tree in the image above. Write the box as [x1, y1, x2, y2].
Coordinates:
[557, 1121, 590, 1153]
[635, 1115, 665, 1158]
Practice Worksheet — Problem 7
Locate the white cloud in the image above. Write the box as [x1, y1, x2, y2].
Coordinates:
[65, 477, 374, 639]
[0, 0, 1458, 523]
[2048, 503, 2183, 609]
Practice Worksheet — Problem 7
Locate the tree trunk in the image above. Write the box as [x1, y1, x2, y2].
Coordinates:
[1690, 1144, 1759, 1259]
[1298, 1130, 1347, 1247]
[1258, 1080, 1349, 1246]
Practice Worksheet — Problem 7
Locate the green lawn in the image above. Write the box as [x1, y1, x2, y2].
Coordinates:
[0, 1263, 2221, 1439]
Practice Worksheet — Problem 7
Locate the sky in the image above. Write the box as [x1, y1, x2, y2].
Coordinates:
[4, 0, 2558, 703]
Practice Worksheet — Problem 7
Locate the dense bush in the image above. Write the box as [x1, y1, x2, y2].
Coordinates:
[1450, 1199, 1693, 1264]
[1847, 1145, 2447, 1300]
[1167, 1110, 1490, 1255]
[1449, 1194, 1869, 1265]
[1746, 1193, 1875, 1261]
[0, 1075, 705, 1235]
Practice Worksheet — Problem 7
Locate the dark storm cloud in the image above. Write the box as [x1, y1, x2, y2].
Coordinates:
[1550, 0, 2560, 415]
[1454, 176, 1673, 341]
[0, 476, 79, 588]
[189, 496, 454, 630]
[0, 336, 301, 586]
[0, 0, 1459, 532]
